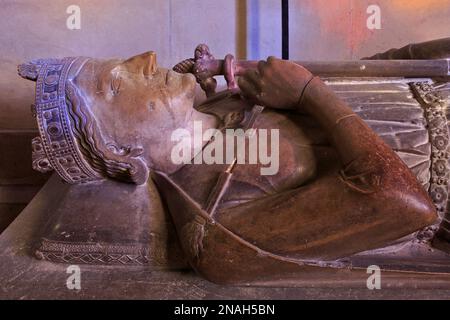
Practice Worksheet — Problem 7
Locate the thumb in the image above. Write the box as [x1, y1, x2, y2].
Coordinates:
[267, 56, 281, 64]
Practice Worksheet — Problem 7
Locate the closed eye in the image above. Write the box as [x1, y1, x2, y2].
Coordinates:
[110, 73, 122, 96]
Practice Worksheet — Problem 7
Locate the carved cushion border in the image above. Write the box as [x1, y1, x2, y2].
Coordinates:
[35, 238, 168, 266]
[410, 81, 450, 241]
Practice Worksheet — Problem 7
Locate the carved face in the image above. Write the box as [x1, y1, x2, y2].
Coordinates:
[73, 51, 199, 173]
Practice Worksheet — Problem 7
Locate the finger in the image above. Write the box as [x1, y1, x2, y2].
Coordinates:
[267, 56, 280, 64]
[238, 77, 260, 102]
[238, 77, 258, 95]
[257, 60, 268, 76]
[244, 69, 262, 87]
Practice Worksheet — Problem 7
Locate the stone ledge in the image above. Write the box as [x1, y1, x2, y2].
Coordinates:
[1, 175, 450, 300]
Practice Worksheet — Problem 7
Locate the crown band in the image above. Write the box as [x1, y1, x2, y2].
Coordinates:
[23, 57, 100, 184]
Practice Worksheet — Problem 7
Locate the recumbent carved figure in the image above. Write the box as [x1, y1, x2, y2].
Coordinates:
[18, 38, 450, 284]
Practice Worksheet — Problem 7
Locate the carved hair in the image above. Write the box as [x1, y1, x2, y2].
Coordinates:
[65, 81, 149, 184]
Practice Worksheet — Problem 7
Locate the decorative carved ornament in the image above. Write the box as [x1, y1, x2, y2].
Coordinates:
[31, 136, 53, 173]
[411, 81, 450, 241]
[19, 57, 100, 183]
[19, 57, 149, 185]
[35, 238, 171, 266]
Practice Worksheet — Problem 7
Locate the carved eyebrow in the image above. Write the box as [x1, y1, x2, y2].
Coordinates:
[95, 63, 114, 94]
[94, 63, 103, 93]
[96, 78, 103, 94]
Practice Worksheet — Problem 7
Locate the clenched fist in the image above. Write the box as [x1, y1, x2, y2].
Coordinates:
[238, 56, 314, 110]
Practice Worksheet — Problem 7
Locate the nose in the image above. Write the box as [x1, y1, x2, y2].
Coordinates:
[119, 51, 158, 76]
[144, 52, 157, 76]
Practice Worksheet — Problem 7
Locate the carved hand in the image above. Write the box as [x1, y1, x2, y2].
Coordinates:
[238, 57, 313, 110]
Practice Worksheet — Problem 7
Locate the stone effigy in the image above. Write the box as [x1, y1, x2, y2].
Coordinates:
[17, 38, 450, 284]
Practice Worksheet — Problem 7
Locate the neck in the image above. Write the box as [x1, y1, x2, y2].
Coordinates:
[147, 105, 219, 175]
[189, 107, 220, 132]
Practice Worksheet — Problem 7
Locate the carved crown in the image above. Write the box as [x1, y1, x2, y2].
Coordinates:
[18, 57, 101, 184]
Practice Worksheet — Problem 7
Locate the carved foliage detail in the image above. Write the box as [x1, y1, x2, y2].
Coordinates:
[18, 60, 42, 81]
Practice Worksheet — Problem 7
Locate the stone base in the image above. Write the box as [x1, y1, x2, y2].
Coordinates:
[29, 175, 186, 268]
[1, 175, 450, 299]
